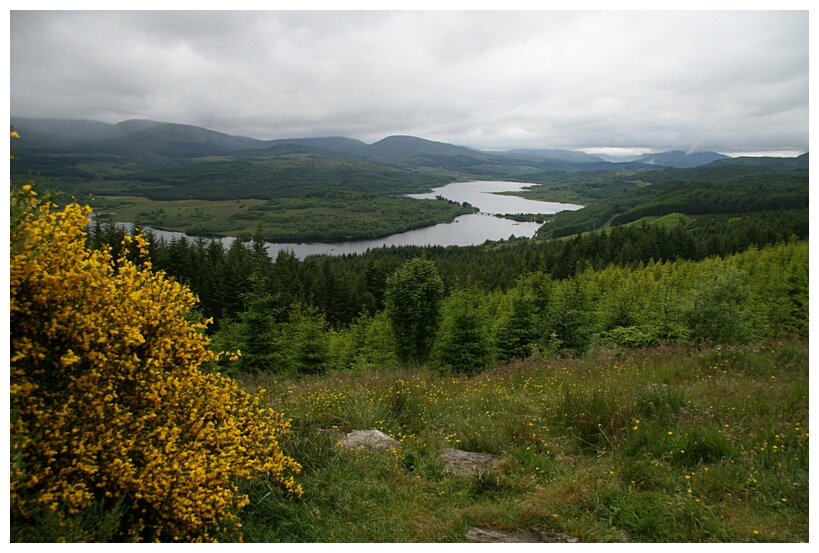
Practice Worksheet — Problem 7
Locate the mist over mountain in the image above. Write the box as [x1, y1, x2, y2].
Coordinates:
[503, 149, 606, 164]
[629, 150, 731, 168]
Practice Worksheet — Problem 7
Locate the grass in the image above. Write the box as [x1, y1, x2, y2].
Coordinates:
[233, 338, 808, 542]
[86, 195, 269, 236]
[84, 192, 475, 241]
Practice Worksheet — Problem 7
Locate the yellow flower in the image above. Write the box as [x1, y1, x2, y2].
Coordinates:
[10, 186, 301, 542]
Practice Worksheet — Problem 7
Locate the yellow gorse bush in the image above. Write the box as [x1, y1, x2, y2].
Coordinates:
[10, 181, 302, 542]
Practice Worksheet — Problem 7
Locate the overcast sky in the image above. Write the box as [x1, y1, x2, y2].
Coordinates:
[9, 9, 810, 156]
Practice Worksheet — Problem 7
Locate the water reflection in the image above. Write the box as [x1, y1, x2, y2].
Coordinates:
[407, 180, 582, 215]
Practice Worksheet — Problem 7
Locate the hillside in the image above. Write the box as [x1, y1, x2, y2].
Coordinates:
[11, 117, 728, 194]
[709, 152, 809, 169]
[535, 163, 808, 239]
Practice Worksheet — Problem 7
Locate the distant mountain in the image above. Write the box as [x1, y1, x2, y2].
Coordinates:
[110, 119, 166, 135]
[630, 150, 731, 168]
[11, 117, 131, 142]
[15, 116, 799, 179]
[504, 149, 605, 163]
[5, 117, 630, 169]
[95, 122, 263, 159]
[365, 135, 480, 159]
[707, 152, 808, 170]
[11, 117, 266, 160]
[593, 153, 639, 163]
[271, 136, 370, 157]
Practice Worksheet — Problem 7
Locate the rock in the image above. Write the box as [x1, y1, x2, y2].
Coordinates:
[466, 526, 580, 543]
[439, 448, 500, 476]
[338, 430, 400, 451]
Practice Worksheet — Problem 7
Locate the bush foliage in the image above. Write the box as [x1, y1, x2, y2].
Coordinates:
[385, 257, 445, 365]
[9, 181, 302, 542]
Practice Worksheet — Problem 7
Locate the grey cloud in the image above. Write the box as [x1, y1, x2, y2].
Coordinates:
[9, 10, 808, 155]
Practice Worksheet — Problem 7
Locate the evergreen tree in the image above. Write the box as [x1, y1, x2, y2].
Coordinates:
[547, 280, 593, 355]
[281, 303, 330, 373]
[384, 257, 444, 365]
[684, 263, 752, 344]
[236, 268, 283, 371]
[435, 288, 494, 374]
[492, 288, 537, 361]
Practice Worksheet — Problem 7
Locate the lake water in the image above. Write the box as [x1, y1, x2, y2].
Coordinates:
[139, 181, 583, 258]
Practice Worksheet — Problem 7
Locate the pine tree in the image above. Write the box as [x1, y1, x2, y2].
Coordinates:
[384, 257, 444, 365]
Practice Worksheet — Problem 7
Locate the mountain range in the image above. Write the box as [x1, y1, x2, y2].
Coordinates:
[10, 117, 755, 171]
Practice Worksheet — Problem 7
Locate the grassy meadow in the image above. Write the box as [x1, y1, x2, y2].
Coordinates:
[232, 338, 809, 543]
[86, 192, 475, 241]
[88, 196, 268, 234]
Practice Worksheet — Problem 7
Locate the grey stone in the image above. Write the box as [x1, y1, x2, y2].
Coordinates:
[466, 526, 580, 543]
[338, 429, 400, 451]
[439, 448, 500, 476]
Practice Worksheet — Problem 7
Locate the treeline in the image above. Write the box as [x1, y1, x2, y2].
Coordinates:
[221, 191, 475, 242]
[130, 191, 476, 241]
[210, 240, 810, 375]
[122, 157, 451, 200]
[608, 177, 808, 226]
[537, 167, 807, 239]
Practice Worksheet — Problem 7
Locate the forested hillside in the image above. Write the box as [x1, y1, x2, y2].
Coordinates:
[535, 165, 807, 239]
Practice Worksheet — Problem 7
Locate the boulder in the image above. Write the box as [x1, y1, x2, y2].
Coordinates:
[439, 448, 500, 476]
[338, 430, 400, 451]
[466, 526, 580, 543]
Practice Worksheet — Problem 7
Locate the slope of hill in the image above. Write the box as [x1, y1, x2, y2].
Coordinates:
[535, 163, 808, 239]
[366, 135, 478, 158]
[10, 118, 619, 192]
[11, 117, 143, 142]
[87, 122, 265, 158]
[504, 148, 605, 163]
[708, 152, 808, 169]
[8, 117, 642, 173]
[630, 150, 731, 168]
[270, 136, 370, 157]
[10, 117, 806, 211]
